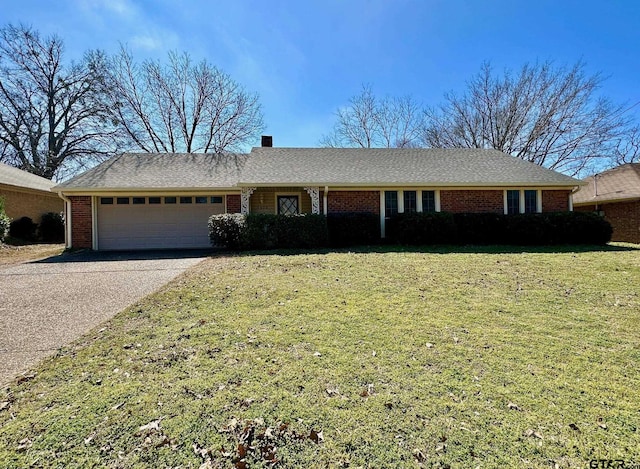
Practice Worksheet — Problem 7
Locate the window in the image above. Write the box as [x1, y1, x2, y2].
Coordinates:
[100, 197, 113, 205]
[210, 196, 223, 204]
[165, 197, 177, 204]
[277, 195, 299, 215]
[195, 196, 207, 204]
[506, 190, 520, 215]
[132, 197, 145, 205]
[116, 197, 129, 205]
[524, 190, 537, 213]
[506, 190, 539, 214]
[180, 196, 192, 204]
[403, 191, 417, 213]
[385, 191, 398, 217]
[422, 191, 436, 213]
[149, 197, 161, 204]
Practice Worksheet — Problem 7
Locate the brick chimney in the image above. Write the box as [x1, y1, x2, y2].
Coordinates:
[261, 135, 273, 147]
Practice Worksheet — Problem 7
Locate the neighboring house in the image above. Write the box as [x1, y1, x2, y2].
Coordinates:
[53, 140, 582, 250]
[573, 163, 640, 244]
[0, 162, 63, 222]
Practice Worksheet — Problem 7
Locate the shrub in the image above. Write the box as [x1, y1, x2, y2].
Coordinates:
[209, 214, 245, 249]
[9, 216, 37, 241]
[387, 212, 456, 245]
[0, 197, 9, 243]
[327, 212, 380, 247]
[388, 211, 612, 246]
[504, 214, 549, 245]
[209, 213, 329, 250]
[452, 212, 507, 244]
[40, 212, 65, 243]
[243, 214, 328, 249]
[542, 211, 612, 245]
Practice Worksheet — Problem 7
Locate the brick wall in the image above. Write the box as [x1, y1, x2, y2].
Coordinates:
[575, 201, 640, 244]
[440, 190, 503, 213]
[70, 196, 92, 249]
[226, 194, 241, 213]
[542, 190, 570, 212]
[0, 186, 63, 221]
[328, 191, 380, 214]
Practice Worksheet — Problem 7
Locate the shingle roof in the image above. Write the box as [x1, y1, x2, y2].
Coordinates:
[53, 148, 581, 191]
[240, 147, 581, 187]
[54, 153, 249, 190]
[573, 163, 640, 205]
[0, 162, 55, 192]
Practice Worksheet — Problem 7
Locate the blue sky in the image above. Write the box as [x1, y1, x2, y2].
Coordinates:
[4, 0, 640, 149]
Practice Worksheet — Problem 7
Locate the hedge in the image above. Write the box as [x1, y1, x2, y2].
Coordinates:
[208, 214, 246, 250]
[209, 213, 328, 250]
[327, 212, 380, 247]
[40, 212, 65, 243]
[386, 212, 456, 245]
[243, 213, 328, 249]
[387, 211, 612, 246]
[9, 216, 38, 241]
[210, 211, 612, 250]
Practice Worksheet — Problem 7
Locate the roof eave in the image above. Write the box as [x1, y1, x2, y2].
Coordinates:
[573, 195, 640, 206]
[54, 186, 241, 193]
[236, 181, 582, 188]
[1, 181, 57, 195]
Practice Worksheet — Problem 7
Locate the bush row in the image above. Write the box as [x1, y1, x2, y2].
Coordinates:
[209, 212, 382, 250]
[7, 213, 65, 243]
[327, 212, 380, 247]
[386, 211, 612, 245]
[209, 213, 328, 250]
[210, 211, 612, 250]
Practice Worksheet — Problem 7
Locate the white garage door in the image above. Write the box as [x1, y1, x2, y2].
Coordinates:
[97, 195, 225, 250]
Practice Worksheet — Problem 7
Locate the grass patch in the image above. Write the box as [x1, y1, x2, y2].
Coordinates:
[0, 241, 64, 266]
[0, 247, 639, 467]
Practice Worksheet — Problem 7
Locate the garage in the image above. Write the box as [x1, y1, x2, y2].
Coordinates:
[97, 195, 225, 250]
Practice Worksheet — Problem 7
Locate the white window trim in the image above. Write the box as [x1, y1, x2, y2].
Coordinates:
[274, 192, 301, 215]
[503, 189, 542, 214]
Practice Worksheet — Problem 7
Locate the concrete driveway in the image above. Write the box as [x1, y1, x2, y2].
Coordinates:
[0, 250, 209, 385]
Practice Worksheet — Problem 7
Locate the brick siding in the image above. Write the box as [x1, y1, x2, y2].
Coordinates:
[70, 196, 92, 249]
[575, 201, 640, 244]
[439, 190, 503, 213]
[542, 190, 570, 212]
[328, 191, 380, 214]
[0, 186, 63, 221]
[226, 194, 241, 213]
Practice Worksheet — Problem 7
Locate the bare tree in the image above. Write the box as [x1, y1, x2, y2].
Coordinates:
[422, 61, 630, 176]
[321, 85, 423, 148]
[0, 24, 118, 179]
[106, 47, 265, 153]
[613, 124, 640, 164]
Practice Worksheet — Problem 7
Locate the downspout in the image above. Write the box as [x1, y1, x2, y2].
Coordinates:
[569, 185, 583, 212]
[58, 191, 72, 249]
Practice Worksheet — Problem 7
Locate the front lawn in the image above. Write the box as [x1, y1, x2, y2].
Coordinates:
[1, 246, 639, 467]
[0, 241, 64, 266]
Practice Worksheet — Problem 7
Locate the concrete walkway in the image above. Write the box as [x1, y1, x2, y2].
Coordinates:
[0, 250, 208, 384]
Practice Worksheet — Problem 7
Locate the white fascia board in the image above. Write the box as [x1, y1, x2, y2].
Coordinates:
[236, 182, 582, 189]
[52, 187, 241, 195]
[573, 195, 640, 206]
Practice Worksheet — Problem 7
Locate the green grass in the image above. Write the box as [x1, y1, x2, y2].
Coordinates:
[1, 246, 639, 468]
